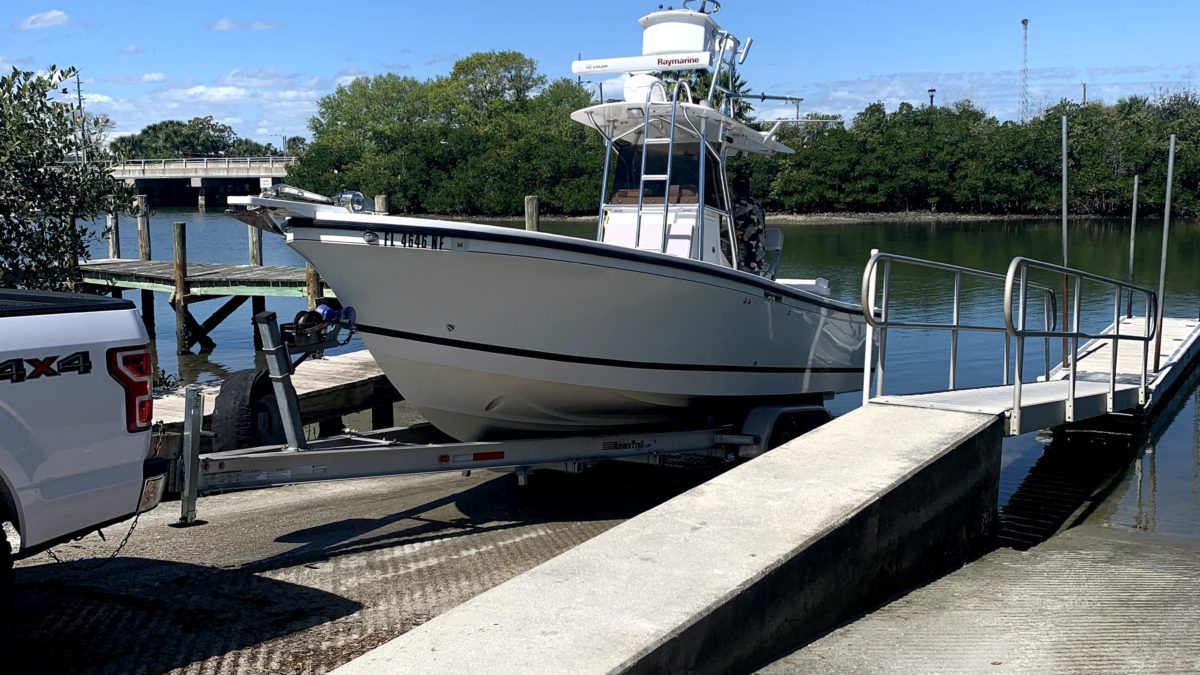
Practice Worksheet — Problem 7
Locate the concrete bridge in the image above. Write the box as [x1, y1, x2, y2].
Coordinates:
[110, 156, 296, 208]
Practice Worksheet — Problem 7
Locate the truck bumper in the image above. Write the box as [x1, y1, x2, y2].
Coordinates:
[137, 457, 170, 514]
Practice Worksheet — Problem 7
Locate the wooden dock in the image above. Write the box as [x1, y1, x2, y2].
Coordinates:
[152, 349, 399, 461]
[81, 213, 329, 354]
[80, 259, 330, 299]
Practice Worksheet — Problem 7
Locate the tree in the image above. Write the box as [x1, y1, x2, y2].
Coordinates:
[110, 116, 268, 158]
[1, 66, 128, 290]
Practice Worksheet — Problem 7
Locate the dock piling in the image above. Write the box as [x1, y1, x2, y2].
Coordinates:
[106, 212, 122, 298]
[1127, 174, 1139, 318]
[306, 263, 322, 309]
[525, 195, 540, 232]
[135, 195, 155, 338]
[173, 222, 190, 355]
[249, 226, 265, 348]
[374, 194, 389, 214]
[107, 212, 121, 259]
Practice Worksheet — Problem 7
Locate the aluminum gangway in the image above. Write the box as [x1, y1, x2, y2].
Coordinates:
[859, 251, 1200, 435]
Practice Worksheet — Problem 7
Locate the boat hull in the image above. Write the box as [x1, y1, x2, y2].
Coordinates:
[288, 220, 867, 441]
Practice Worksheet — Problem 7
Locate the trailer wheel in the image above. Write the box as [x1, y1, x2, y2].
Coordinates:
[211, 368, 286, 451]
[767, 408, 832, 450]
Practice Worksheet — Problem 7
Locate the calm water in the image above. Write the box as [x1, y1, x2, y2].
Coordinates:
[85, 210, 1200, 539]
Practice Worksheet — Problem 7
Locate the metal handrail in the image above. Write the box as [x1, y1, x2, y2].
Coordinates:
[861, 250, 1059, 406]
[1004, 256, 1158, 434]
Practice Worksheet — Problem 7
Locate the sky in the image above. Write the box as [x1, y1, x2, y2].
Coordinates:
[2, 0, 1198, 145]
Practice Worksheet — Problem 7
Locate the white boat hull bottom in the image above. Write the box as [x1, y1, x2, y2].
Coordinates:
[363, 333, 858, 441]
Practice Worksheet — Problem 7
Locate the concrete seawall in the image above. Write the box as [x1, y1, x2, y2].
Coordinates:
[333, 404, 1003, 674]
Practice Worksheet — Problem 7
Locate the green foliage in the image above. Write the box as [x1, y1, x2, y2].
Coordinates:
[739, 93, 1200, 216]
[111, 115, 275, 159]
[292, 49, 1200, 218]
[292, 52, 599, 215]
[1, 66, 128, 290]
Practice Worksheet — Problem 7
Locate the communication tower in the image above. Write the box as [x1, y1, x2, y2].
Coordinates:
[1020, 18, 1030, 122]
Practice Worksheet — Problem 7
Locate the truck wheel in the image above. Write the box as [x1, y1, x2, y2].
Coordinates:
[211, 369, 286, 451]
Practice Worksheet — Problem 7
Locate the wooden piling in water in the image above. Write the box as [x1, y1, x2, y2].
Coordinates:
[249, 226, 265, 349]
[173, 222, 189, 355]
[374, 194, 389, 214]
[107, 213, 121, 259]
[106, 212, 122, 298]
[136, 195, 155, 338]
[525, 195, 540, 232]
[306, 263, 322, 309]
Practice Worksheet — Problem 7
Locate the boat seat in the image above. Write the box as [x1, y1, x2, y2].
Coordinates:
[610, 185, 698, 205]
[603, 216, 695, 257]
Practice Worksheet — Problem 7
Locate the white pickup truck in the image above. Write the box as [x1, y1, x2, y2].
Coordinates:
[0, 288, 168, 603]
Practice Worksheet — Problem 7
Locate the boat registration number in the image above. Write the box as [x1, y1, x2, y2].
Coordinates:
[383, 232, 446, 250]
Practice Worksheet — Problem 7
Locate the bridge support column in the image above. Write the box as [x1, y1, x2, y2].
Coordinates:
[191, 177, 207, 211]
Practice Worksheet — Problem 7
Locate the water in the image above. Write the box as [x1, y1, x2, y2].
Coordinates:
[85, 210, 1200, 538]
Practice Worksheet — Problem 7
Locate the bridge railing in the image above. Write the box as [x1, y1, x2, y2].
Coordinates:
[110, 156, 297, 177]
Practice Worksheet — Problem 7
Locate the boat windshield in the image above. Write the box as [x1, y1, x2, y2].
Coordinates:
[608, 141, 723, 208]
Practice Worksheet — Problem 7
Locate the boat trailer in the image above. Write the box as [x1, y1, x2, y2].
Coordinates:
[176, 309, 830, 524]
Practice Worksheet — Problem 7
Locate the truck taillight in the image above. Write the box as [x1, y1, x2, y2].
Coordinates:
[107, 345, 153, 433]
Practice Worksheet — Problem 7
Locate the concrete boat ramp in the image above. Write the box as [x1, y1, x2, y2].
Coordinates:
[332, 315, 1200, 674]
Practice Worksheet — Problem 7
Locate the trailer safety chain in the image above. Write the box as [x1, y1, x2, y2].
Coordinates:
[43, 423, 164, 571]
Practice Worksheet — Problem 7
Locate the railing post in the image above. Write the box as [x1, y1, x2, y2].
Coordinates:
[1109, 286, 1121, 412]
[1043, 292, 1052, 380]
[862, 250, 878, 407]
[1011, 265, 1029, 435]
[875, 259, 891, 396]
[949, 271, 960, 389]
[1066, 275, 1082, 422]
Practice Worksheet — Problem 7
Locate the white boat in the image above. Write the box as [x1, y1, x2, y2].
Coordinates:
[230, 1, 867, 441]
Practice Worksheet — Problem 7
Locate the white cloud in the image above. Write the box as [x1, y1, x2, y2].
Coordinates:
[118, 43, 142, 55]
[208, 18, 279, 31]
[84, 92, 115, 104]
[12, 9, 68, 31]
[141, 72, 167, 83]
[164, 84, 248, 103]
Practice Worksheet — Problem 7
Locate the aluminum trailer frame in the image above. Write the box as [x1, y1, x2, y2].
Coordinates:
[176, 311, 829, 524]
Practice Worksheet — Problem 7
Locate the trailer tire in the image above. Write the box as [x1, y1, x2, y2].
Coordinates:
[211, 368, 286, 451]
[767, 408, 832, 450]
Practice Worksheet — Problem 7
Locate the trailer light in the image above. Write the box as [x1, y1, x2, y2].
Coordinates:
[107, 345, 153, 433]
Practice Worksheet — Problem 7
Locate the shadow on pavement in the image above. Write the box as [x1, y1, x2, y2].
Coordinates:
[253, 458, 730, 574]
[5, 557, 361, 674]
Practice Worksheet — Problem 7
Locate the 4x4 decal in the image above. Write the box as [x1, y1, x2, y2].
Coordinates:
[0, 351, 92, 383]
